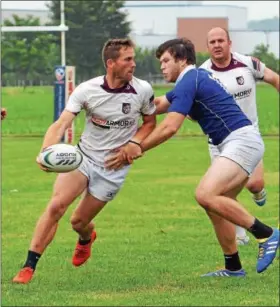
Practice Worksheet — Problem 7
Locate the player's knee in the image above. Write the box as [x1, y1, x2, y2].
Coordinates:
[195, 188, 214, 210]
[47, 196, 68, 220]
[246, 177, 264, 194]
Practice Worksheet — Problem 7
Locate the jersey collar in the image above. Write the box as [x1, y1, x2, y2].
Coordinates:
[175, 64, 196, 85]
[210, 54, 247, 72]
[211, 54, 233, 71]
[101, 76, 137, 94]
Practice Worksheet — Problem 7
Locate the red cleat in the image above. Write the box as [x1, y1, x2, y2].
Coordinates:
[12, 267, 34, 284]
[72, 231, 97, 267]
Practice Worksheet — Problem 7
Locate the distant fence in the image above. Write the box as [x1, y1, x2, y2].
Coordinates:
[1, 74, 166, 87]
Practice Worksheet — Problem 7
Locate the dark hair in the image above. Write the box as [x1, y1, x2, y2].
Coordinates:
[156, 38, 196, 65]
[102, 38, 135, 67]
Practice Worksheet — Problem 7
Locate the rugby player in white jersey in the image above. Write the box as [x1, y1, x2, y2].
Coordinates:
[13, 38, 156, 284]
[200, 27, 279, 245]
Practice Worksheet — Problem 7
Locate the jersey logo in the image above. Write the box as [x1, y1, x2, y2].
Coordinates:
[122, 103, 131, 114]
[236, 76, 244, 85]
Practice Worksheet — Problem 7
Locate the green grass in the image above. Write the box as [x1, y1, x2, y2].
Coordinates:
[1, 137, 279, 306]
[1, 85, 279, 306]
[1, 83, 279, 136]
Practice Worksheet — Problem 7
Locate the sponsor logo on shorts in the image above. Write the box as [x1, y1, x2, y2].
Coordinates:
[91, 116, 135, 129]
[106, 192, 114, 198]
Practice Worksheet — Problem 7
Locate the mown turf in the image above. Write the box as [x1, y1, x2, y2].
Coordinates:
[1, 137, 279, 306]
[1, 84, 279, 306]
[1, 83, 279, 136]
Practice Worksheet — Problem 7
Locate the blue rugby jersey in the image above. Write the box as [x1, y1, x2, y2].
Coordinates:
[166, 66, 252, 145]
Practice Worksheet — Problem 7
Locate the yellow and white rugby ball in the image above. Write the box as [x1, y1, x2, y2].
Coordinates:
[39, 144, 83, 173]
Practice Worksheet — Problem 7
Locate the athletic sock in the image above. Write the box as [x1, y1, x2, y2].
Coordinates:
[224, 252, 242, 271]
[247, 218, 273, 239]
[78, 238, 91, 245]
[253, 188, 266, 199]
[23, 250, 41, 270]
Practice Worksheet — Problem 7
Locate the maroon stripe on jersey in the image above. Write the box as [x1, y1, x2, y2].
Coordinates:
[211, 57, 247, 72]
[251, 57, 260, 71]
[101, 76, 137, 94]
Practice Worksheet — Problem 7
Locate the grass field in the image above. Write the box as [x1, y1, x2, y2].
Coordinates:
[1, 85, 279, 306]
[1, 83, 279, 136]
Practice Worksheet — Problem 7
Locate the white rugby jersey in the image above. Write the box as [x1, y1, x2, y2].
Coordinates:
[200, 52, 266, 130]
[65, 75, 156, 166]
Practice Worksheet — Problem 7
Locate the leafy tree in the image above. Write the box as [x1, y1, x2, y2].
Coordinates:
[47, 0, 131, 79]
[251, 43, 279, 73]
[1, 15, 59, 86]
[134, 47, 160, 78]
[195, 52, 210, 67]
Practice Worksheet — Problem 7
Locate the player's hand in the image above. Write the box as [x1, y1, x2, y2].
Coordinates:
[105, 147, 130, 170]
[36, 155, 51, 172]
[1, 108, 7, 120]
[123, 142, 143, 164]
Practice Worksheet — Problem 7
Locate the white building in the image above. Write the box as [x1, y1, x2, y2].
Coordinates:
[130, 31, 279, 58]
[1, 2, 279, 57]
[124, 1, 278, 57]
[122, 1, 248, 34]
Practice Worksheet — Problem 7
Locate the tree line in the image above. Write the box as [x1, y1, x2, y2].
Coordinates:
[1, 0, 279, 86]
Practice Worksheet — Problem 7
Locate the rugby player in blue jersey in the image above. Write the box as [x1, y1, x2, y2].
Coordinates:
[106, 38, 279, 276]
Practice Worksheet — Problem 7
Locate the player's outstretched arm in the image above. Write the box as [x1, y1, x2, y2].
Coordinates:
[154, 95, 171, 114]
[40, 110, 76, 151]
[263, 67, 279, 92]
[141, 112, 185, 152]
[36, 110, 76, 171]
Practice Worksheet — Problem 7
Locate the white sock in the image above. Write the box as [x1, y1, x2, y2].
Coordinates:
[236, 226, 247, 238]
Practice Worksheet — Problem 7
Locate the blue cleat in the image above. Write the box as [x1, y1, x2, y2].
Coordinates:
[253, 189, 267, 206]
[257, 228, 279, 273]
[201, 269, 246, 277]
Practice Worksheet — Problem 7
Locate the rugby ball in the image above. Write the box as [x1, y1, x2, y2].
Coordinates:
[39, 144, 83, 173]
